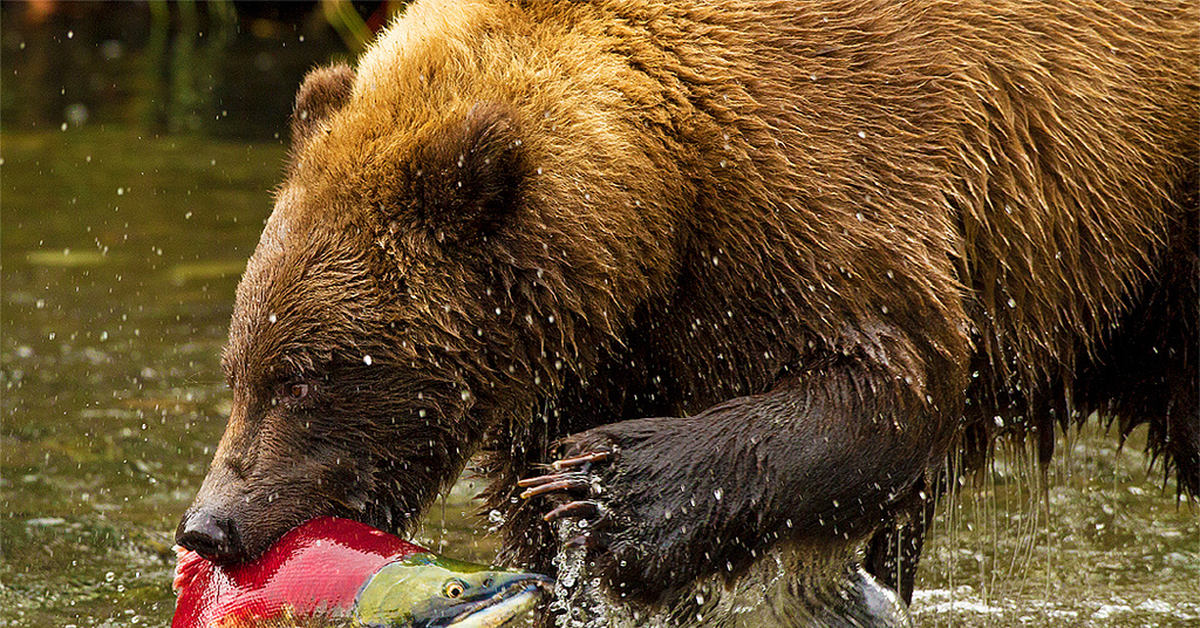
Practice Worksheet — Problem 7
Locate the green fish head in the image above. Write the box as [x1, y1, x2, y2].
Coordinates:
[355, 553, 552, 627]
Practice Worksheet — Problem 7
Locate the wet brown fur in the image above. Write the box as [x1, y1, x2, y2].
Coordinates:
[182, 0, 1198, 617]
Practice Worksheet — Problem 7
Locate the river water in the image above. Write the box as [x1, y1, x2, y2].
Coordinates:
[1, 5, 1195, 627]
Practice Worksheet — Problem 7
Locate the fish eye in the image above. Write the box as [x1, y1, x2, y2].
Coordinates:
[443, 579, 468, 599]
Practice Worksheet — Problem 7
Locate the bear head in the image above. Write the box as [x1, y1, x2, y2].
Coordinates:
[177, 12, 690, 562]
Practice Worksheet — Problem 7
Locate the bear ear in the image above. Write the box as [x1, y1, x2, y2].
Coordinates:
[291, 63, 356, 146]
[408, 103, 525, 244]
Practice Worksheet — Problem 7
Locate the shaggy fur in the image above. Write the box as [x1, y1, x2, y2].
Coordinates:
[178, 0, 1197, 623]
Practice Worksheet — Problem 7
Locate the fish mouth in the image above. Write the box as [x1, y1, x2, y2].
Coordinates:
[441, 574, 553, 628]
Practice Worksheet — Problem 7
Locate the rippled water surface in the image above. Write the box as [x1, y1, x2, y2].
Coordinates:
[2, 8, 1196, 628]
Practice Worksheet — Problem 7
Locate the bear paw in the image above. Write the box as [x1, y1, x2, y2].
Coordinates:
[517, 446, 615, 549]
[517, 422, 704, 598]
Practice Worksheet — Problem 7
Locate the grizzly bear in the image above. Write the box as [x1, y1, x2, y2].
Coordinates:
[177, 0, 1198, 625]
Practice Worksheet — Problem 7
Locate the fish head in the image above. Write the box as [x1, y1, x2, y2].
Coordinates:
[356, 553, 552, 627]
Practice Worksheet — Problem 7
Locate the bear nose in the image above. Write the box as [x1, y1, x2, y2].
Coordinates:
[175, 509, 244, 564]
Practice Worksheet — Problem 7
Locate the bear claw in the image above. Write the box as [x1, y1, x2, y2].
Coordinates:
[517, 473, 592, 500]
[519, 448, 614, 530]
[544, 499, 606, 523]
[551, 451, 612, 471]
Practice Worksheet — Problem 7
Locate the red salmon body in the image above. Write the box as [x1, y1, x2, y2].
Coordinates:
[172, 517, 426, 627]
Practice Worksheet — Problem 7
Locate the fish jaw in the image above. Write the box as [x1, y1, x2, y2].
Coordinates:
[444, 575, 553, 628]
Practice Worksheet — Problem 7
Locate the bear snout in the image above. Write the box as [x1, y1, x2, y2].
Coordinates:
[175, 507, 246, 564]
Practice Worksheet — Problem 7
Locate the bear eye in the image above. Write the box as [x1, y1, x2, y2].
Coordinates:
[288, 382, 309, 400]
[275, 381, 310, 404]
[442, 579, 467, 599]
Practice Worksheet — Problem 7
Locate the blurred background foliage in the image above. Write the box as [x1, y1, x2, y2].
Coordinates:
[1, 1, 408, 139]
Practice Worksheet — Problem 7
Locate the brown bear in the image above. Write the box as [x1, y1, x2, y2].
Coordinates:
[177, 0, 1198, 625]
